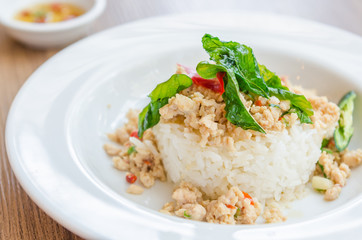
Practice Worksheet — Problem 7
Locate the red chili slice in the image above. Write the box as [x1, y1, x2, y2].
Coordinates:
[191, 76, 223, 93]
[255, 100, 262, 106]
[242, 191, 254, 206]
[130, 131, 140, 139]
[143, 160, 152, 166]
[216, 72, 225, 94]
[126, 173, 137, 184]
[178, 64, 225, 94]
[225, 204, 236, 209]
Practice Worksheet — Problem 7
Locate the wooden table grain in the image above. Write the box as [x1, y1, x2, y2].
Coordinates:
[1, 0, 361, 239]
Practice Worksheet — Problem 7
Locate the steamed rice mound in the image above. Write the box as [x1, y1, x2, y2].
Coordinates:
[154, 123, 321, 201]
[153, 81, 340, 202]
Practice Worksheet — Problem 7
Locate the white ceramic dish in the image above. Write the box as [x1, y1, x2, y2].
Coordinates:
[5, 12, 362, 239]
[0, 0, 106, 48]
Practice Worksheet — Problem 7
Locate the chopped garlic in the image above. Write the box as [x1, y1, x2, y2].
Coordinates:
[126, 184, 144, 195]
[312, 176, 333, 190]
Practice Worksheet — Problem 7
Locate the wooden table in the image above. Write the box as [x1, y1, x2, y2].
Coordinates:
[1, 0, 361, 239]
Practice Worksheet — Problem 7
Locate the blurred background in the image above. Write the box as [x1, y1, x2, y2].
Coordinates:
[0, 0, 361, 239]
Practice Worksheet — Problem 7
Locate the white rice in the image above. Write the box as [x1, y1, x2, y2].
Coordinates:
[153, 123, 325, 202]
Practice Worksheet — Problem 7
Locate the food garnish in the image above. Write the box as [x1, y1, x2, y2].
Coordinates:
[138, 74, 193, 137]
[334, 91, 356, 151]
[234, 208, 241, 218]
[317, 161, 327, 178]
[225, 204, 236, 209]
[139, 34, 313, 135]
[183, 211, 191, 218]
[130, 131, 140, 139]
[180, 64, 225, 93]
[321, 138, 329, 148]
[126, 173, 137, 184]
[127, 146, 136, 155]
[196, 34, 313, 133]
[258, 64, 314, 124]
[242, 191, 254, 206]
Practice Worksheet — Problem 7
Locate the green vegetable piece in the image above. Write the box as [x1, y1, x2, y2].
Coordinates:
[197, 61, 265, 133]
[127, 146, 136, 155]
[198, 34, 313, 133]
[283, 118, 290, 127]
[183, 211, 191, 218]
[196, 61, 226, 79]
[321, 148, 333, 154]
[223, 74, 266, 133]
[234, 208, 241, 219]
[334, 91, 356, 151]
[201, 34, 270, 98]
[292, 107, 313, 124]
[148, 74, 193, 101]
[321, 138, 329, 148]
[138, 74, 193, 137]
[259, 65, 288, 91]
[259, 64, 314, 124]
[140, 34, 314, 135]
[317, 161, 327, 178]
[138, 99, 168, 138]
[278, 107, 313, 124]
[197, 40, 266, 133]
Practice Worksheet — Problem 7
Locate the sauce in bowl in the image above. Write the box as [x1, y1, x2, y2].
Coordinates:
[15, 3, 85, 23]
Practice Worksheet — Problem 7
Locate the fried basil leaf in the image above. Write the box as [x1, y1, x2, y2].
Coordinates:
[197, 61, 265, 133]
[138, 74, 193, 137]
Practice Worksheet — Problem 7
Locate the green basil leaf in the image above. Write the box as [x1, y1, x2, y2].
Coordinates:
[149, 74, 194, 101]
[197, 61, 265, 133]
[321, 138, 330, 148]
[199, 34, 313, 133]
[293, 107, 313, 124]
[259, 64, 288, 90]
[196, 61, 226, 79]
[223, 73, 266, 133]
[202, 34, 270, 98]
[280, 106, 313, 124]
[127, 146, 137, 155]
[259, 64, 314, 123]
[138, 99, 168, 138]
[138, 74, 193, 137]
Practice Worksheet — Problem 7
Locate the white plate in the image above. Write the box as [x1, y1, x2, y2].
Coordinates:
[6, 12, 362, 239]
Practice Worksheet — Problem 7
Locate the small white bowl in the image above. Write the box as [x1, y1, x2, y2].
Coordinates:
[0, 0, 106, 49]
